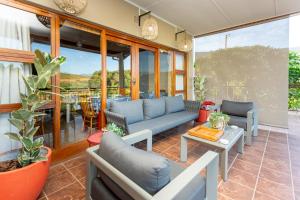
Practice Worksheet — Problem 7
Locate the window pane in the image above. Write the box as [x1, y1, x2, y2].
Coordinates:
[139, 49, 155, 99]
[60, 21, 101, 145]
[107, 40, 131, 104]
[176, 75, 184, 91]
[160, 51, 172, 97]
[175, 53, 184, 70]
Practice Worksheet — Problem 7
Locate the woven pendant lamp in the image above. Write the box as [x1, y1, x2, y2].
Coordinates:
[140, 12, 159, 40]
[54, 0, 87, 15]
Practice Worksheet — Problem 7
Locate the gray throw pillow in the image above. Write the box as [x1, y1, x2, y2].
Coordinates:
[98, 132, 170, 195]
[165, 96, 185, 114]
[110, 100, 144, 124]
[221, 100, 254, 117]
[143, 98, 166, 119]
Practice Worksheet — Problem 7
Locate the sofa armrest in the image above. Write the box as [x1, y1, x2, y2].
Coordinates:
[184, 100, 201, 112]
[123, 129, 153, 151]
[153, 151, 219, 200]
[104, 110, 129, 134]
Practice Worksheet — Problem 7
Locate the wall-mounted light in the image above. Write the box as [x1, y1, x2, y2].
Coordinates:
[139, 11, 158, 40]
[175, 30, 192, 52]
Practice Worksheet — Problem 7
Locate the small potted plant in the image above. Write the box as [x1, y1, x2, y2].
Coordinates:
[0, 50, 65, 200]
[106, 123, 125, 137]
[208, 112, 230, 130]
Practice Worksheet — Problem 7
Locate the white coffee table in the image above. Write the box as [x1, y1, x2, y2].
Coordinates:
[180, 126, 244, 181]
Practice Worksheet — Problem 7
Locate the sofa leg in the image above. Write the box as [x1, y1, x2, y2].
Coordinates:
[253, 128, 258, 137]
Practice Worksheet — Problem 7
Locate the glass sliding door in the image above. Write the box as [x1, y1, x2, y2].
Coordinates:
[106, 40, 132, 107]
[59, 20, 101, 146]
[139, 47, 155, 99]
[159, 50, 173, 97]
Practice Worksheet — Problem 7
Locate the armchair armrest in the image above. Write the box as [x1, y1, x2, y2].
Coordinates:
[184, 100, 201, 112]
[104, 110, 129, 134]
[123, 129, 153, 151]
[153, 151, 219, 200]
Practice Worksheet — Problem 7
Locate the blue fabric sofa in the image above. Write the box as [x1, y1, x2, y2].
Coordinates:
[104, 96, 200, 135]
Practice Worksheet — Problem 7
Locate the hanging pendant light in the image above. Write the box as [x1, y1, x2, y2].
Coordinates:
[54, 0, 88, 15]
[176, 30, 192, 52]
[139, 11, 158, 40]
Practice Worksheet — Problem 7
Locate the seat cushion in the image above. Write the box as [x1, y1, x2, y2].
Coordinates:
[143, 98, 166, 119]
[169, 161, 206, 200]
[110, 100, 144, 124]
[128, 111, 198, 135]
[165, 96, 185, 114]
[228, 115, 247, 130]
[98, 132, 170, 195]
[221, 100, 253, 117]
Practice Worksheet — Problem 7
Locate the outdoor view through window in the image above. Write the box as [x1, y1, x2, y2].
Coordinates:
[194, 15, 300, 128]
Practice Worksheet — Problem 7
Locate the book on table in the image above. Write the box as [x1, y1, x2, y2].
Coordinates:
[188, 125, 224, 142]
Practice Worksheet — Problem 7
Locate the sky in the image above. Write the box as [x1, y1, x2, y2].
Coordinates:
[195, 14, 300, 52]
[32, 43, 131, 75]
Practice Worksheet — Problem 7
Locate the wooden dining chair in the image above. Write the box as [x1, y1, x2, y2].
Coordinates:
[80, 100, 98, 134]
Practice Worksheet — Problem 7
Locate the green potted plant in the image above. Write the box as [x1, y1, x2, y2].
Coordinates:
[194, 75, 207, 103]
[106, 123, 125, 137]
[0, 50, 65, 200]
[208, 112, 230, 130]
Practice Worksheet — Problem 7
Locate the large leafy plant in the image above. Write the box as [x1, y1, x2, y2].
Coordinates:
[5, 50, 65, 167]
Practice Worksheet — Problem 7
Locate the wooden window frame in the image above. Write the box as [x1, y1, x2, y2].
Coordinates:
[173, 51, 188, 99]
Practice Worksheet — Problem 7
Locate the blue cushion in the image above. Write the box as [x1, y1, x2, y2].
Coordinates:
[143, 98, 166, 119]
[98, 132, 170, 195]
[128, 111, 198, 135]
[110, 100, 144, 124]
[165, 96, 185, 114]
[221, 100, 253, 117]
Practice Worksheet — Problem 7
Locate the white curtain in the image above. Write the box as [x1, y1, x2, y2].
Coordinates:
[0, 5, 32, 157]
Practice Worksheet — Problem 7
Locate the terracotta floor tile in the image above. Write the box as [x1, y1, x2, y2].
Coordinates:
[218, 193, 234, 200]
[268, 136, 288, 144]
[262, 157, 291, 173]
[232, 158, 260, 175]
[47, 182, 85, 200]
[63, 156, 86, 169]
[263, 151, 289, 162]
[44, 170, 76, 195]
[254, 191, 280, 200]
[69, 163, 86, 180]
[256, 178, 293, 200]
[238, 153, 262, 165]
[293, 177, 300, 193]
[259, 167, 292, 186]
[266, 142, 289, 153]
[228, 168, 257, 188]
[49, 165, 67, 180]
[79, 177, 86, 188]
[218, 180, 254, 200]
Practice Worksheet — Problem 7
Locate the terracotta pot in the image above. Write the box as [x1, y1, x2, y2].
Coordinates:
[0, 147, 51, 200]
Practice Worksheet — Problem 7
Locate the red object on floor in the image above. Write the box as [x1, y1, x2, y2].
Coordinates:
[87, 130, 103, 146]
[197, 101, 216, 123]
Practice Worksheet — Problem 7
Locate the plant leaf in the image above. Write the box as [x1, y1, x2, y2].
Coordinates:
[8, 118, 24, 130]
[12, 109, 33, 121]
[5, 132, 22, 142]
[32, 156, 47, 163]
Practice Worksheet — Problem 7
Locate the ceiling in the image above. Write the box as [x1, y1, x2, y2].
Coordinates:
[126, 0, 300, 36]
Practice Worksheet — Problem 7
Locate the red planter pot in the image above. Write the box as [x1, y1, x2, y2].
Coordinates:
[0, 147, 51, 200]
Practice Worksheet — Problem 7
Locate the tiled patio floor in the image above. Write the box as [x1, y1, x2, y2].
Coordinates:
[39, 112, 300, 200]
